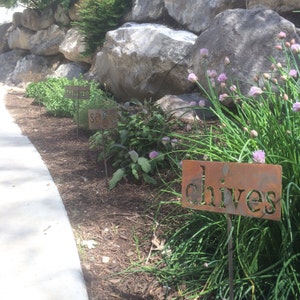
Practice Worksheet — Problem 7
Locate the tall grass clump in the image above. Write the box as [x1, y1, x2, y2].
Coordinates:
[141, 33, 300, 299]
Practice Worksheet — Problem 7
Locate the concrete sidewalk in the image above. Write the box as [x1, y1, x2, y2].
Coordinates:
[0, 86, 89, 299]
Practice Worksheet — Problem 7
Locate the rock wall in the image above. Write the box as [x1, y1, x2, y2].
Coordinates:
[0, 0, 299, 107]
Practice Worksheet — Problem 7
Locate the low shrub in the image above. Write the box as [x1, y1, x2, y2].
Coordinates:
[74, 0, 132, 56]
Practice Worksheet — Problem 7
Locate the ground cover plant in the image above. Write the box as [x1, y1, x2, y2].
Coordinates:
[133, 33, 300, 299]
[25, 77, 116, 127]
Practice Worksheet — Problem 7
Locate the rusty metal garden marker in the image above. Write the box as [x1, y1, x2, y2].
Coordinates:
[64, 85, 90, 138]
[88, 108, 118, 182]
[181, 160, 282, 299]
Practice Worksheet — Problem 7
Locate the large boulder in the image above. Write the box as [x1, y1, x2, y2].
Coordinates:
[156, 93, 215, 123]
[17, 7, 55, 31]
[95, 22, 197, 101]
[8, 26, 34, 50]
[12, 54, 62, 85]
[29, 24, 65, 56]
[54, 4, 70, 27]
[20, 8, 40, 31]
[190, 9, 300, 96]
[248, 0, 300, 13]
[50, 61, 90, 79]
[0, 23, 11, 54]
[39, 6, 56, 29]
[59, 28, 91, 63]
[128, 0, 164, 22]
[164, 0, 246, 33]
[0, 49, 29, 84]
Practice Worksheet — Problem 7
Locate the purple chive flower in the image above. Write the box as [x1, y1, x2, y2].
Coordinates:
[291, 44, 300, 53]
[292, 102, 300, 112]
[224, 56, 230, 65]
[219, 93, 229, 102]
[230, 85, 237, 92]
[278, 31, 286, 39]
[189, 101, 197, 106]
[171, 139, 178, 148]
[217, 73, 228, 82]
[149, 150, 159, 159]
[207, 69, 217, 78]
[250, 129, 258, 138]
[198, 100, 206, 107]
[253, 150, 265, 164]
[200, 48, 209, 57]
[248, 86, 263, 96]
[289, 69, 298, 78]
[162, 136, 170, 145]
[188, 73, 198, 82]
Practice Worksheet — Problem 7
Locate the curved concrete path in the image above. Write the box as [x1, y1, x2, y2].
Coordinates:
[0, 86, 89, 300]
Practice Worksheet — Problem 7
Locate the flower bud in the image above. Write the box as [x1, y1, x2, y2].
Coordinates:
[224, 56, 230, 65]
[250, 130, 258, 138]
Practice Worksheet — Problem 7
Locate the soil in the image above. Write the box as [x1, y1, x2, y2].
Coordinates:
[3, 87, 174, 300]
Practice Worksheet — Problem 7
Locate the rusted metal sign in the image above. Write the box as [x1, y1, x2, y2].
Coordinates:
[64, 85, 90, 100]
[182, 160, 282, 221]
[88, 108, 118, 130]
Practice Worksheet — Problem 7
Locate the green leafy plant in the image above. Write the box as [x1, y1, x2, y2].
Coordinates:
[25, 77, 75, 117]
[73, 0, 132, 55]
[89, 99, 179, 188]
[25, 77, 116, 123]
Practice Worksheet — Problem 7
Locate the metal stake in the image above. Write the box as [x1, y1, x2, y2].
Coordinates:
[76, 99, 80, 138]
[101, 129, 109, 184]
[227, 213, 234, 300]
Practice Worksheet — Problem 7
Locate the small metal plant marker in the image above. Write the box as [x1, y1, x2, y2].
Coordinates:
[88, 108, 119, 182]
[181, 160, 282, 300]
[64, 85, 90, 138]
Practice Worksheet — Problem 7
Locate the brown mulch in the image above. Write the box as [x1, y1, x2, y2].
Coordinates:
[3, 87, 174, 300]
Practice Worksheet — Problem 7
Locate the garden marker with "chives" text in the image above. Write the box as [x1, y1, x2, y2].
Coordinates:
[182, 160, 282, 221]
[181, 160, 282, 300]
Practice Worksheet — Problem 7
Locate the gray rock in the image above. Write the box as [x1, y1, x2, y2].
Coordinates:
[165, 0, 246, 33]
[50, 62, 90, 79]
[29, 25, 65, 56]
[21, 8, 40, 31]
[0, 49, 29, 84]
[95, 22, 197, 101]
[12, 54, 62, 85]
[8, 26, 34, 50]
[59, 28, 91, 64]
[156, 93, 215, 123]
[0, 23, 11, 54]
[190, 9, 299, 97]
[39, 6, 56, 29]
[54, 4, 70, 27]
[248, 0, 300, 13]
[128, 0, 165, 21]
